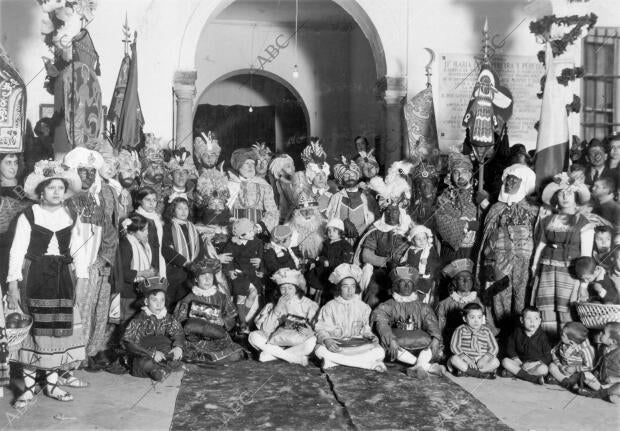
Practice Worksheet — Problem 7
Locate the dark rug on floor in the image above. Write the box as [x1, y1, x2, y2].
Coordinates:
[170, 361, 353, 430]
[170, 361, 512, 431]
[325, 364, 513, 431]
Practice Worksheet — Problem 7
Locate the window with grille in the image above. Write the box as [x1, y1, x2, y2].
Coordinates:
[582, 27, 620, 142]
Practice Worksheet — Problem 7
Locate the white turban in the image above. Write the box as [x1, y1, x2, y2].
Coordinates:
[328, 264, 363, 285]
[498, 163, 536, 205]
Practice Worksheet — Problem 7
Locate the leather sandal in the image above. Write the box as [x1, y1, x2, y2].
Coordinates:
[44, 381, 74, 402]
[57, 375, 89, 388]
[14, 382, 39, 409]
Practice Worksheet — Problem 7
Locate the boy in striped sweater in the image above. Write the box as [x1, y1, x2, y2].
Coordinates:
[548, 322, 595, 390]
[448, 303, 500, 379]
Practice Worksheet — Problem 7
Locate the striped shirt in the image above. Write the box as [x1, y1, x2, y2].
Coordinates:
[450, 324, 499, 358]
[551, 339, 596, 372]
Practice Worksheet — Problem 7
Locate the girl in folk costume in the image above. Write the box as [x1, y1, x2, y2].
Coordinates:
[6, 161, 86, 407]
[227, 148, 279, 235]
[249, 268, 319, 366]
[314, 264, 387, 372]
[162, 148, 199, 222]
[401, 225, 440, 305]
[119, 213, 161, 323]
[134, 187, 167, 281]
[174, 258, 245, 363]
[532, 173, 594, 336]
[326, 156, 375, 243]
[478, 164, 538, 334]
[162, 197, 203, 312]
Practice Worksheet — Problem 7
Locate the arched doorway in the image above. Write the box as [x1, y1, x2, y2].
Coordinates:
[194, 69, 309, 168]
[178, 0, 388, 161]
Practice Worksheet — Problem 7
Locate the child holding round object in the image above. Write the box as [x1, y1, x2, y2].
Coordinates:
[448, 303, 499, 379]
[248, 268, 318, 366]
[501, 306, 552, 385]
[314, 264, 386, 372]
[122, 278, 184, 382]
[371, 266, 445, 380]
[173, 258, 245, 363]
[548, 322, 595, 390]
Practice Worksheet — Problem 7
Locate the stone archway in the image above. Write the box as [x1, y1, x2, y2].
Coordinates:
[173, 0, 394, 161]
[195, 68, 311, 140]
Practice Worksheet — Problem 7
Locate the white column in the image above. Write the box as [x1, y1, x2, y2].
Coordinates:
[173, 70, 197, 153]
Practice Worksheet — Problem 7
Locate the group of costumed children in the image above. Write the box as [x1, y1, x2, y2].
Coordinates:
[1, 131, 620, 408]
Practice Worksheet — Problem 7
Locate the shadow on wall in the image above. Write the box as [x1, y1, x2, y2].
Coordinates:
[448, 0, 524, 53]
[0, 0, 39, 76]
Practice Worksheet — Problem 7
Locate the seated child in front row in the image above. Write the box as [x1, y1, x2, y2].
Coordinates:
[548, 322, 595, 390]
[173, 258, 245, 363]
[448, 303, 499, 379]
[122, 279, 185, 381]
[578, 322, 620, 403]
[264, 225, 300, 303]
[572, 256, 619, 304]
[501, 306, 552, 385]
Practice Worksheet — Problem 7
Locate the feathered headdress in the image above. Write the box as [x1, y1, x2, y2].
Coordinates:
[194, 131, 221, 159]
[269, 154, 295, 179]
[117, 146, 141, 178]
[165, 147, 198, 178]
[301, 137, 327, 166]
[369, 175, 411, 205]
[252, 142, 273, 161]
[385, 160, 414, 187]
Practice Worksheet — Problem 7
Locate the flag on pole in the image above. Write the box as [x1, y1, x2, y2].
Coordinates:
[113, 33, 143, 149]
[534, 42, 572, 188]
[404, 85, 439, 164]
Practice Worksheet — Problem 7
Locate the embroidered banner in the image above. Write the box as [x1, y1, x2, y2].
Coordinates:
[0, 45, 26, 153]
[63, 61, 102, 149]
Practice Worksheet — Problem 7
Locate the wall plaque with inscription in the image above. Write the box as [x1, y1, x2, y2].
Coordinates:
[437, 53, 544, 152]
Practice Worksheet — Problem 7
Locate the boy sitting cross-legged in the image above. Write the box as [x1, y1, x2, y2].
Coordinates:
[448, 303, 500, 379]
[501, 306, 552, 385]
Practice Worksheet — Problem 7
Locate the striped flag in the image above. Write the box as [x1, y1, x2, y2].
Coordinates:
[534, 43, 573, 188]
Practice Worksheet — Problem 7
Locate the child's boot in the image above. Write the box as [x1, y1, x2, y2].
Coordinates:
[516, 369, 544, 385]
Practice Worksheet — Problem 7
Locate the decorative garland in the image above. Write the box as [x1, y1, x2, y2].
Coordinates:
[557, 67, 584, 86]
[531, 13, 596, 121]
[530, 13, 598, 58]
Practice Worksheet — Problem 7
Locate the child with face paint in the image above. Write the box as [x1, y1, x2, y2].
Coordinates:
[371, 266, 445, 379]
[436, 259, 483, 349]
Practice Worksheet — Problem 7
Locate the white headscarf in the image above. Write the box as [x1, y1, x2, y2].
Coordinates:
[498, 163, 536, 205]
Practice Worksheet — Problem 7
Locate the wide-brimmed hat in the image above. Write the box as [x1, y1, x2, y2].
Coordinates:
[442, 258, 474, 278]
[271, 268, 306, 292]
[328, 263, 362, 285]
[541, 172, 590, 206]
[23, 160, 82, 200]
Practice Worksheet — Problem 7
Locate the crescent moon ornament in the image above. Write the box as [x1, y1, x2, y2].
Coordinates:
[424, 48, 436, 87]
